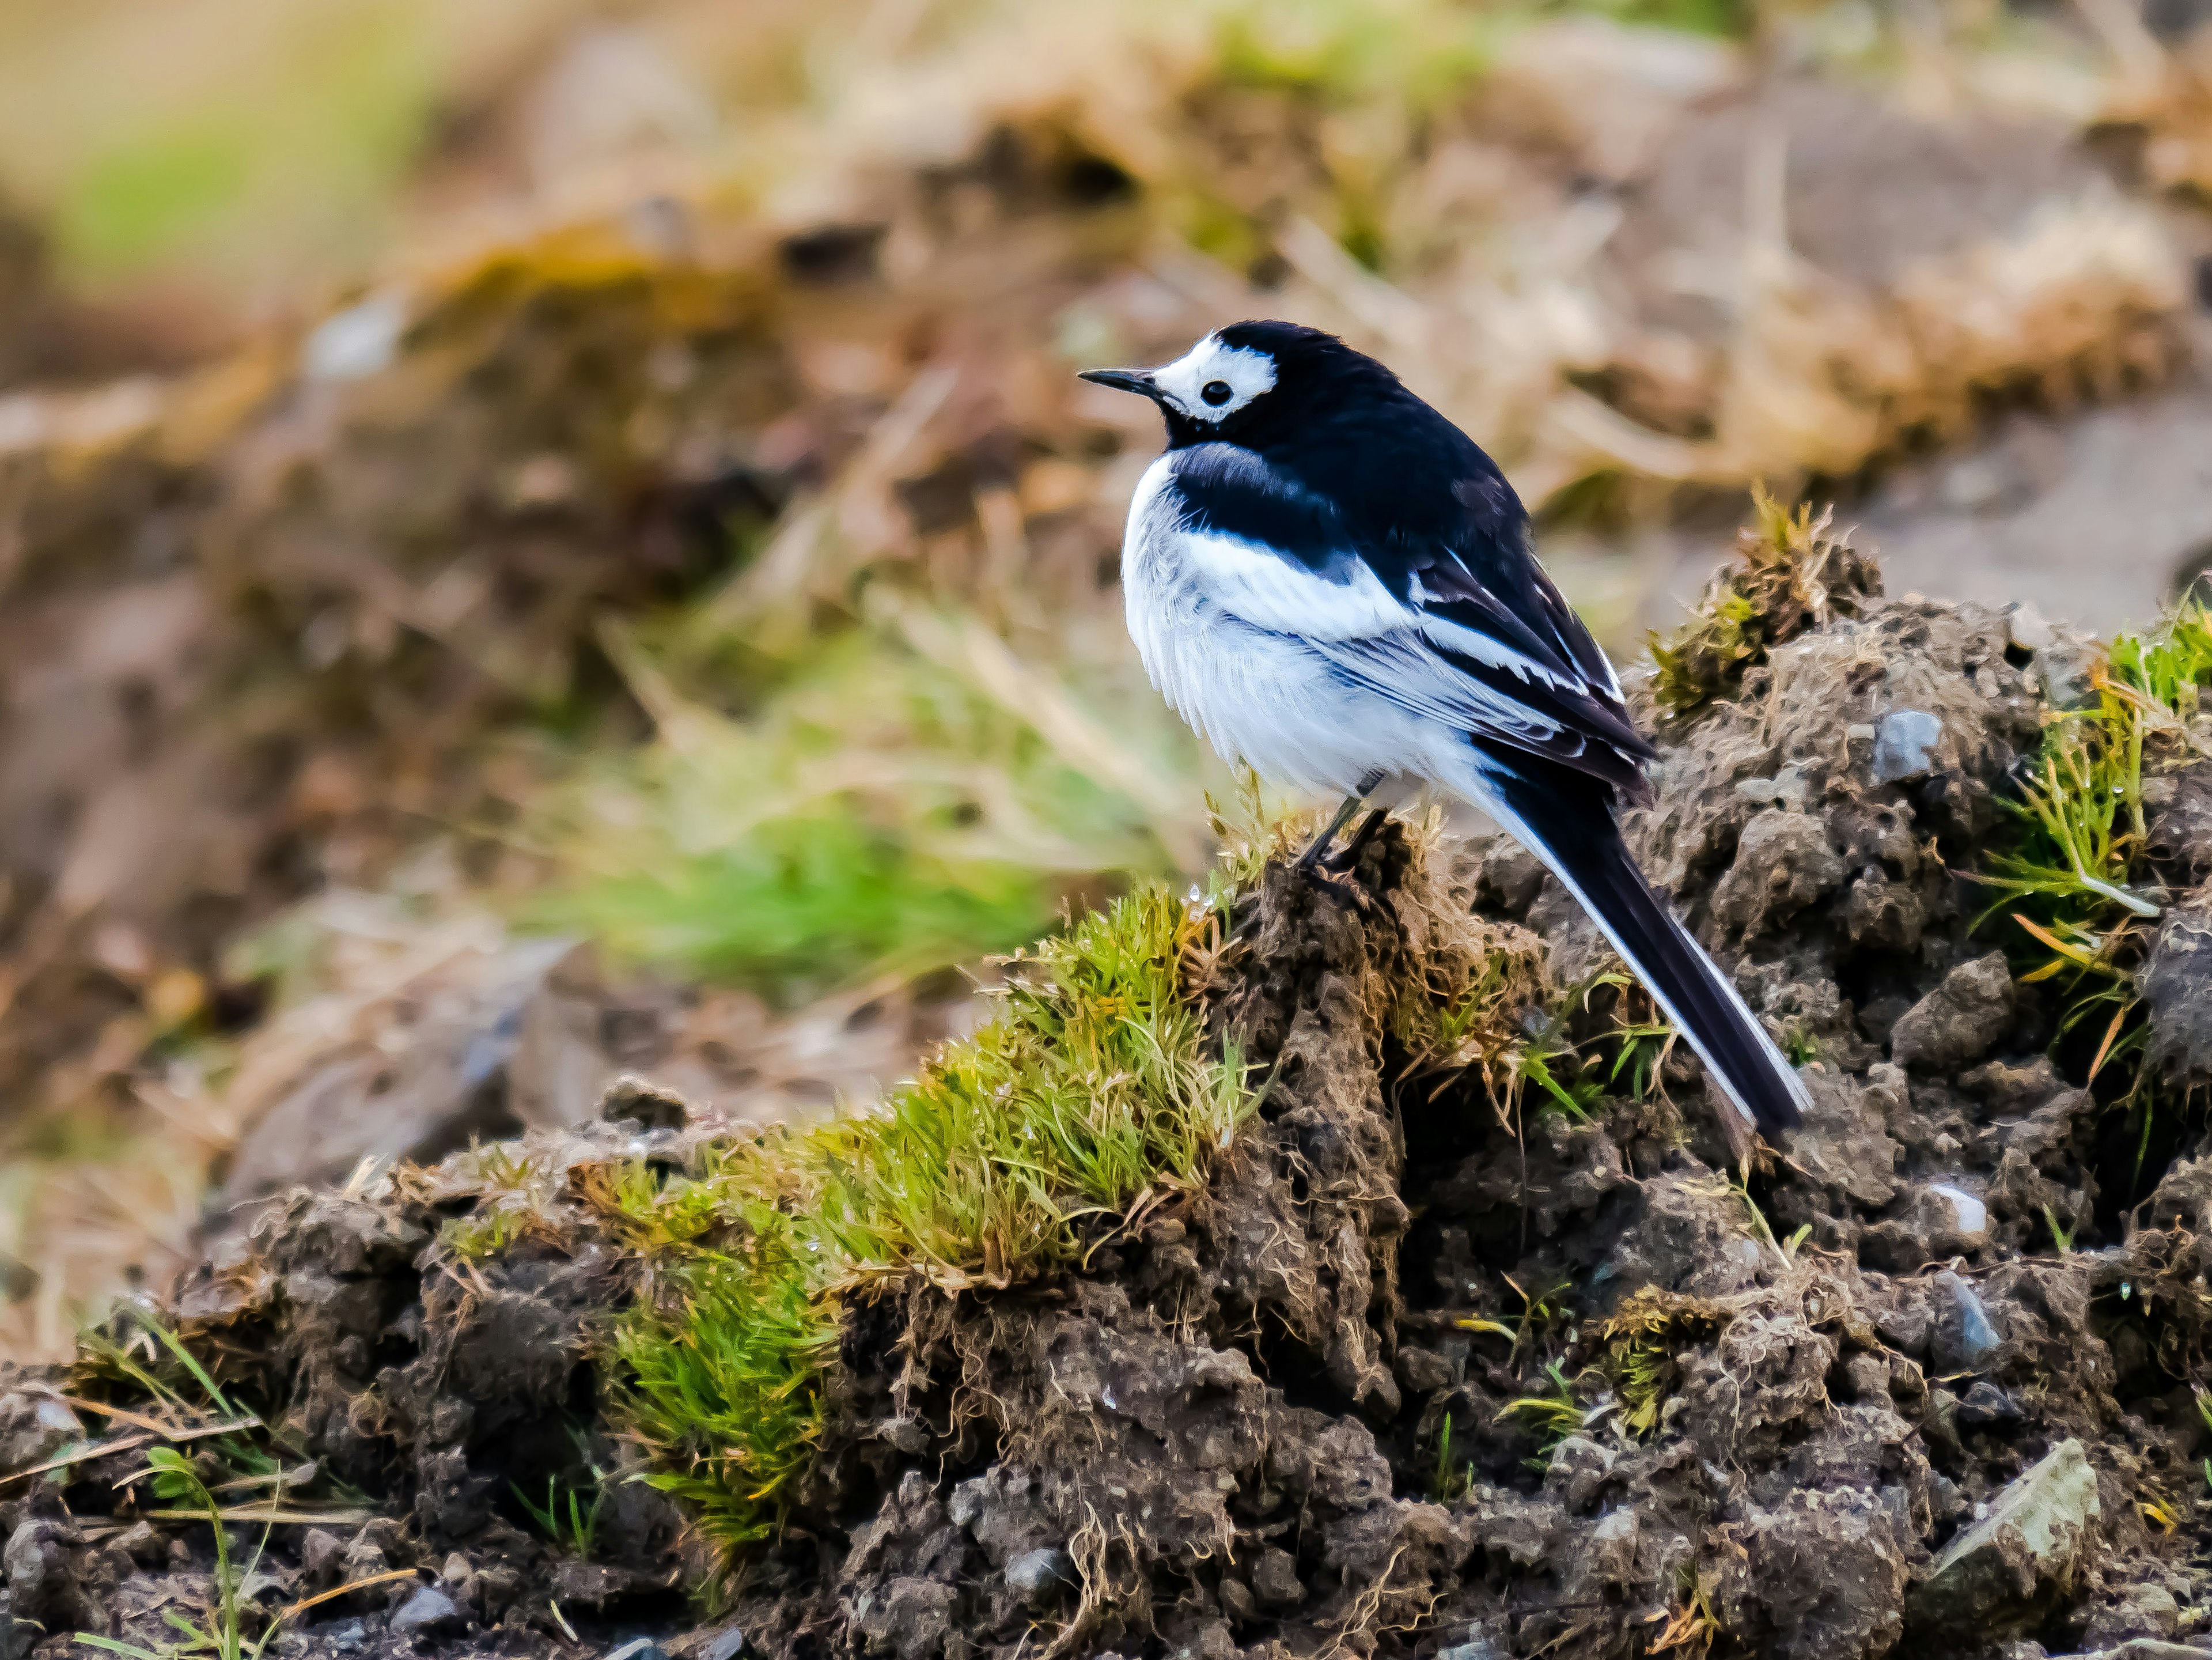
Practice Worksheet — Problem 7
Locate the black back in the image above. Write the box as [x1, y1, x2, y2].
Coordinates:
[1158, 320, 1631, 743]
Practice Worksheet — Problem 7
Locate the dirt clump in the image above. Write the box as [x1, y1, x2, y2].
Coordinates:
[17, 570, 2212, 1658]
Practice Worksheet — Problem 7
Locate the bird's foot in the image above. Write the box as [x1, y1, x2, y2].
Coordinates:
[1321, 808, 1389, 874]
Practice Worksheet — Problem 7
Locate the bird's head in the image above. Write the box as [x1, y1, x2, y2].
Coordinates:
[1078, 320, 1393, 449]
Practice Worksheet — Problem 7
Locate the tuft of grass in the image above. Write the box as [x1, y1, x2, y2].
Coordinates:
[2045, 1204, 2077, 1254]
[1497, 1361, 1589, 1456]
[1966, 596, 2212, 1130]
[77, 1448, 280, 1660]
[1595, 1287, 1729, 1438]
[513, 1445, 608, 1559]
[75, 1311, 284, 1491]
[1650, 485, 1881, 718]
[1429, 1411, 1473, 1504]
[1970, 600, 2212, 932]
[1650, 1564, 1725, 1657]
[1417, 952, 1681, 1127]
[1456, 1275, 1573, 1366]
[602, 884, 1252, 1567]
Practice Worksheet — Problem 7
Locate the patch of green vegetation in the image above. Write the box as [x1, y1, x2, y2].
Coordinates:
[538, 805, 1056, 993]
[602, 884, 1252, 1568]
[77, 1313, 282, 1489]
[1566, 0, 1752, 37]
[1456, 1275, 1573, 1366]
[1596, 1286, 1729, 1438]
[1650, 486, 1882, 719]
[524, 620, 1191, 1002]
[445, 1206, 529, 1261]
[76, 1449, 282, 1660]
[1408, 936, 1684, 1127]
[1213, 0, 1500, 112]
[514, 1447, 609, 1559]
[1651, 1564, 1726, 1657]
[1430, 1411, 1474, 1503]
[1497, 1360, 1589, 1457]
[1968, 597, 2212, 1126]
[42, 3, 437, 283]
[59, 120, 259, 278]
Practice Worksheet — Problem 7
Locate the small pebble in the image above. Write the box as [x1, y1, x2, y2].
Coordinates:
[389, 1585, 464, 1638]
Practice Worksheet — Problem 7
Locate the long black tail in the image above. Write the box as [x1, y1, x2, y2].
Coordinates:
[1482, 764, 1807, 1140]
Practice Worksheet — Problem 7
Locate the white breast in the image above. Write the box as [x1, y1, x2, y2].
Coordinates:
[1119, 456, 1431, 799]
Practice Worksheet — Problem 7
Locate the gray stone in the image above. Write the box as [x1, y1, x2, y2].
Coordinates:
[599, 1074, 691, 1130]
[1891, 953, 2016, 1071]
[602, 1643, 669, 1660]
[1862, 1183, 1990, 1271]
[1789, 1071, 1902, 1209]
[1249, 1545, 1304, 1610]
[1393, 1345, 1454, 1394]
[0, 1391, 82, 1473]
[1929, 1271, 2003, 1371]
[695, 1628, 748, 1660]
[1954, 1381, 2022, 1430]
[298, 1532, 345, 1593]
[1875, 709, 1945, 782]
[110, 1521, 166, 1568]
[1543, 1434, 1615, 1511]
[389, 1584, 465, 1637]
[1005, 1547, 1075, 1606]
[2, 1518, 81, 1626]
[2079, 1581, 2184, 1650]
[1709, 810, 1846, 937]
[1905, 1438, 2100, 1636]
[2143, 895, 2212, 1084]
[877, 1416, 929, 1455]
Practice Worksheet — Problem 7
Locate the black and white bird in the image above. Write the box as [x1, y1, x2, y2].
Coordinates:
[1081, 320, 1806, 1141]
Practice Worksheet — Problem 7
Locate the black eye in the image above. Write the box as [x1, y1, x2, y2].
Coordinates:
[1200, 379, 1233, 406]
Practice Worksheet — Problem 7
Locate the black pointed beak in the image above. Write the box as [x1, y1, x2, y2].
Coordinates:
[1078, 368, 1165, 402]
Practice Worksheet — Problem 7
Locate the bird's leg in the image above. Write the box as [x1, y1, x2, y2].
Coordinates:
[1294, 770, 1387, 873]
[1325, 807, 1391, 873]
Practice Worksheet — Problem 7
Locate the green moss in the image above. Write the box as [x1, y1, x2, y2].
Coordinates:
[1595, 1285, 1728, 1437]
[612, 1215, 840, 1555]
[1649, 486, 1883, 718]
[601, 883, 1252, 1566]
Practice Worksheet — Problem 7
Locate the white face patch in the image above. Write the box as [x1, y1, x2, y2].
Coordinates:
[1150, 335, 1277, 423]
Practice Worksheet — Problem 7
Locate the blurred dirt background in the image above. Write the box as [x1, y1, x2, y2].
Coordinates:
[7, 0, 2212, 1365]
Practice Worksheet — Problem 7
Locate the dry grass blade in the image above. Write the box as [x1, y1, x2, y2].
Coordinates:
[279, 1568, 422, 1620]
[141, 1506, 376, 1526]
[0, 1432, 154, 1487]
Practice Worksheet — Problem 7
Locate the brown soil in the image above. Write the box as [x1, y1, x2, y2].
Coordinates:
[13, 585, 2212, 1660]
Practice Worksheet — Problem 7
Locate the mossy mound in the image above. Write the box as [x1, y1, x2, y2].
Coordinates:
[22, 562, 2212, 1658]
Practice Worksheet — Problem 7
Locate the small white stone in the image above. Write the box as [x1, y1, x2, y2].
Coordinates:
[2006, 603, 2056, 654]
[303, 291, 407, 383]
[1930, 1183, 1988, 1238]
